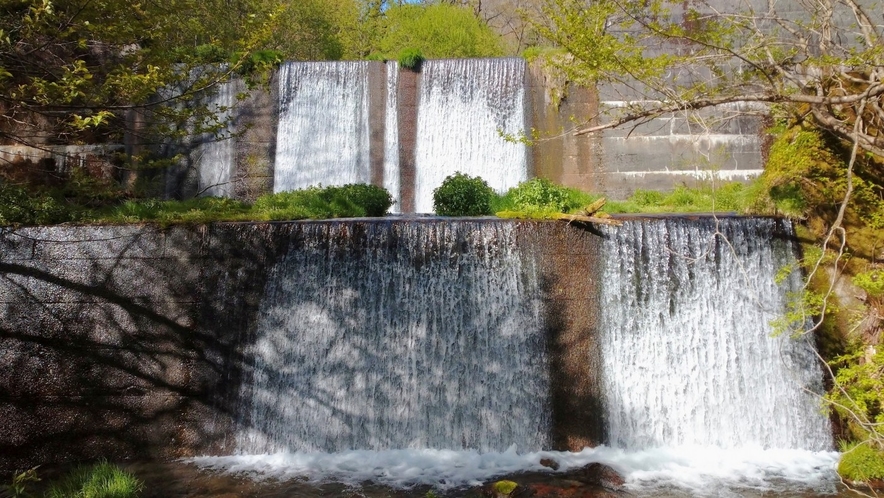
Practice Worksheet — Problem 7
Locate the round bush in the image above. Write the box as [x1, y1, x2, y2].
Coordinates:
[326, 184, 393, 217]
[432, 173, 494, 216]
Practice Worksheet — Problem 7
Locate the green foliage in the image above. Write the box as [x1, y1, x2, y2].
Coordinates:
[0, 183, 73, 226]
[265, 0, 358, 61]
[95, 197, 252, 225]
[397, 48, 424, 70]
[770, 290, 829, 337]
[853, 270, 884, 298]
[377, 3, 503, 59]
[1, 183, 393, 227]
[605, 183, 750, 214]
[44, 461, 142, 498]
[828, 344, 884, 441]
[0, 0, 285, 145]
[492, 178, 596, 216]
[60, 168, 127, 208]
[533, 0, 678, 86]
[433, 173, 495, 216]
[749, 126, 842, 217]
[1, 467, 40, 498]
[254, 184, 393, 220]
[838, 443, 884, 482]
[507, 178, 570, 212]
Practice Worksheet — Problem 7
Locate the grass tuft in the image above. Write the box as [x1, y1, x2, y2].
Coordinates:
[44, 461, 143, 498]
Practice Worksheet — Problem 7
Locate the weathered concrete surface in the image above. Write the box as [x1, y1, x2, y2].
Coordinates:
[0, 223, 288, 471]
[0, 220, 605, 472]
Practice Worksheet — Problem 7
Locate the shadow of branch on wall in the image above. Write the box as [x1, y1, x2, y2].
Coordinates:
[0, 224, 286, 474]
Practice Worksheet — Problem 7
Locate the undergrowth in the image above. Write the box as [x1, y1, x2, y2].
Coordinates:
[0, 183, 394, 227]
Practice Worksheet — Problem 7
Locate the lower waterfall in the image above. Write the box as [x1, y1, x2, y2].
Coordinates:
[236, 221, 550, 454]
[600, 217, 832, 451]
[200, 218, 839, 494]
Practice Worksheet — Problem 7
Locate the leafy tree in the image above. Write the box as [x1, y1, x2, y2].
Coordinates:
[266, 0, 362, 61]
[0, 0, 282, 147]
[377, 3, 504, 59]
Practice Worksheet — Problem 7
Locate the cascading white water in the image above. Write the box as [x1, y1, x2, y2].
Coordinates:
[599, 218, 832, 451]
[196, 78, 237, 197]
[274, 62, 371, 192]
[383, 61, 401, 212]
[237, 221, 550, 454]
[414, 58, 530, 213]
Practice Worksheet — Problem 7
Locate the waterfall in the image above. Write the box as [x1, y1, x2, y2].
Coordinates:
[237, 220, 550, 454]
[383, 61, 401, 213]
[197, 78, 237, 197]
[413, 58, 530, 213]
[599, 217, 832, 451]
[274, 62, 371, 192]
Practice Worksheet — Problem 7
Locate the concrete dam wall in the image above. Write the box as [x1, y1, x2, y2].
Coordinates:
[0, 218, 831, 472]
[0, 220, 605, 471]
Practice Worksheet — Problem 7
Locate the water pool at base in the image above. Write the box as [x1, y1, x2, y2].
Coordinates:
[188, 446, 842, 497]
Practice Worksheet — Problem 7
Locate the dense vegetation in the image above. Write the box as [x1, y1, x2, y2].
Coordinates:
[0, 183, 393, 225]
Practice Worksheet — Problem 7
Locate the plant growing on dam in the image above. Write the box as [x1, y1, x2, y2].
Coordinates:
[253, 184, 393, 220]
[433, 172, 495, 216]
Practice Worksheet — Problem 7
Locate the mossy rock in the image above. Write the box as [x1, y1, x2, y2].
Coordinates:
[489, 479, 518, 497]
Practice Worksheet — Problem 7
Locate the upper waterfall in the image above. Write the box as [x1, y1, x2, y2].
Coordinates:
[197, 78, 237, 197]
[274, 61, 372, 192]
[413, 58, 530, 213]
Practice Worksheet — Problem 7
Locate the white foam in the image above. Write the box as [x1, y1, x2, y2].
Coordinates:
[188, 446, 840, 494]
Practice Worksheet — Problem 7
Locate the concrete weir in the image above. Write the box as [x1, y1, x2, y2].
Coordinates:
[0, 220, 605, 471]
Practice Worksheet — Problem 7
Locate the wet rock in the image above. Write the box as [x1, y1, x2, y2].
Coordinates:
[574, 463, 624, 491]
[525, 481, 619, 498]
[539, 458, 560, 470]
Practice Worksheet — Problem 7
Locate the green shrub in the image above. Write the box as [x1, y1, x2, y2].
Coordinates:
[253, 184, 392, 220]
[397, 48, 424, 70]
[323, 184, 393, 217]
[491, 178, 598, 217]
[432, 173, 495, 216]
[838, 442, 884, 483]
[508, 178, 570, 212]
[0, 183, 72, 226]
[44, 461, 143, 498]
